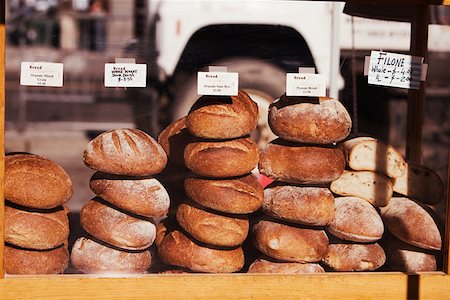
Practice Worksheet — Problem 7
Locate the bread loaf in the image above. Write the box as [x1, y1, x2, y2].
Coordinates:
[379, 197, 441, 250]
[176, 203, 249, 247]
[90, 172, 170, 218]
[5, 154, 72, 209]
[253, 220, 329, 262]
[259, 140, 345, 184]
[327, 197, 384, 243]
[5, 204, 69, 250]
[330, 170, 393, 207]
[184, 174, 263, 214]
[71, 237, 152, 274]
[248, 258, 325, 273]
[322, 243, 386, 271]
[80, 198, 156, 250]
[263, 184, 334, 226]
[184, 137, 258, 178]
[83, 128, 167, 176]
[5, 244, 69, 275]
[186, 90, 258, 139]
[341, 137, 406, 178]
[268, 96, 351, 144]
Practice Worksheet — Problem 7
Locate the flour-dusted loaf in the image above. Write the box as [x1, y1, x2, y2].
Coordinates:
[341, 137, 406, 178]
[5, 154, 73, 209]
[253, 220, 329, 263]
[263, 184, 334, 226]
[392, 163, 444, 205]
[379, 197, 441, 251]
[83, 128, 167, 176]
[330, 170, 393, 207]
[184, 137, 259, 178]
[80, 198, 156, 251]
[71, 237, 152, 274]
[327, 197, 384, 243]
[90, 172, 170, 218]
[322, 243, 386, 271]
[248, 258, 325, 274]
[186, 90, 258, 139]
[259, 140, 345, 184]
[184, 174, 263, 214]
[268, 95, 352, 144]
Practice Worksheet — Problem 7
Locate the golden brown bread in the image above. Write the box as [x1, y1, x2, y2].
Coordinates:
[322, 243, 386, 271]
[248, 258, 325, 274]
[83, 128, 167, 176]
[184, 174, 263, 214]
[5, 154, 73, 209]
[186, 90, 258, 139]
[268, 96, 352, 144]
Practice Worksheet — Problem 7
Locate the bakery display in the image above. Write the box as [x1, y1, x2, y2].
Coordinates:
[248, 258, 325, 274]
[322, 243, 386, 271]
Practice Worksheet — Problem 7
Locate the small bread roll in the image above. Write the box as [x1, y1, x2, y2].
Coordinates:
[248, 258, 325, 274]
[322, 243, 386, 271]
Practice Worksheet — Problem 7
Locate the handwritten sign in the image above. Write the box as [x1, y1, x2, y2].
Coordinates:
[286, 73, 326, 97]
[104, 63, 147, 87]
[20, 62, 63, 87]
[368, 51, 424, 89]
[197, 72, 239, 96]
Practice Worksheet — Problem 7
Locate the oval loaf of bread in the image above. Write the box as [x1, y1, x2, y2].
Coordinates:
[322, 243, 386, 271]
[248, 258, 325, 274]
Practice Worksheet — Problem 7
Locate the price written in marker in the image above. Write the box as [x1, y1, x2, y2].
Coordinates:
[104, 63, 147, 87]
[20, 62, 64, 87]
[197, 72, 239, 96]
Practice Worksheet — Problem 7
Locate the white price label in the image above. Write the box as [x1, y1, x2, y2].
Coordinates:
[20, 62, 63, 87]
[286, 73, 326, 97]
[104, 63, 147, 87]
[197, 72, 239, 96]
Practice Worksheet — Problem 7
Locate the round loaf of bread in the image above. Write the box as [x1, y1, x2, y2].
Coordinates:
[5, 244, 69, 275]
[379, 197, 441, 251]
[184, 174, 263, 214]
[327, 197, 384, 243]
[322, 243, 386, 271]
[268, 95, 351, 144]
[248, 258, 325, 274]
[71, 237, 152, 274]
[89, 172, 170, 218]
[259, 140, 345, 184]
[5, 205, 69, 250]
[253, 220, 329, 263]
[5, 154, 73, 209]
[263, 184, 334, 226]
[184, 137, 259, 178]
[158, 230, 245, 273]
[186, 90, 258, 139]
[80, 199, 156, 250]
[83, 128, 167, 176]
[176, 203, 249, 247]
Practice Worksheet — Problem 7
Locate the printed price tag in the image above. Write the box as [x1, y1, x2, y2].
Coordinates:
[368, 51, 424, 89]
[286, 73, 326, 97]
[104, 63, 147, 87]
[20, 62, 63, 87]
[197, 72, 239, 96]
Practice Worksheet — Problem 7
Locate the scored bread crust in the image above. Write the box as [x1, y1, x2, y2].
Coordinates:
[322, 243, 386, 271]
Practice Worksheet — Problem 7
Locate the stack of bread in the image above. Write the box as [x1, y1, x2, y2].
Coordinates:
[71, 128, 170, 274]
[4, 153, 72, 274]
[156, 90, 263, 273]
[253, 95, 350, 273]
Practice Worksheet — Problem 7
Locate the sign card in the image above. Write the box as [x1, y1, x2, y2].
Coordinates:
[286, 73, 326, 97]
[104, 63, 147, 87]
[20, 62, 63, 87]
[197, 72, 239, 96]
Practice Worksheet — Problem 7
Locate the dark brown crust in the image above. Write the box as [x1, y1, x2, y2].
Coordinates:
[248, 258, 325, 273]
[322, 243, 386, 271]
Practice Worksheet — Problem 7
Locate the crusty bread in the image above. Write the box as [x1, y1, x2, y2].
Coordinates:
[5, 204, 69, 250]
[89, 172, 170, 218]
[341, 137, 406, 178]
[71, 237, 152, 274]
[253, 220, 329, 263]
[186, 90, 258, 139]
[184, 137, 259, 178]
[5, 154, 73, 209]
[392, 162, 444, 205]
[263, 184, 334, 226]
[5, 244, 69, 275]
[322, 243, 386, 271]
[259, 140, 345, 184]
[268, 96, 351, 144]
[83, 128, 167, 176]
[379, 197, 441, 251]
[326, 197, 384, 243]
[176, 203, 249, 247]
[248, 258, 325, 273]
[330, 170, 393, 207]
[80, 198, 156, 251]
[184, 174, 263, 214]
